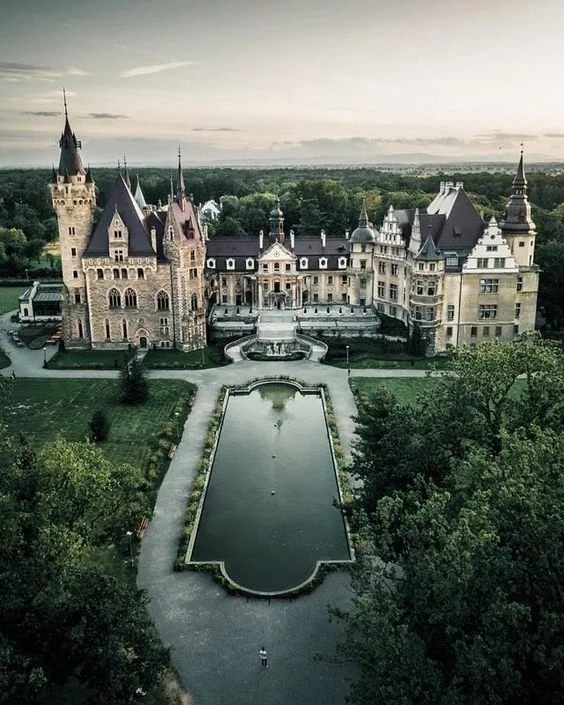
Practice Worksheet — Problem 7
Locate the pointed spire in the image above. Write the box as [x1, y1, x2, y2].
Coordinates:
[85, 164, 93, 183]
[134, 175, 147, 209]
[358, 199, 369, 227]
[176, 146, 186, 208]
[416, 233, 443, 261]
[513, 145, 526, 190]
[123, 154, 132, 190]
[57, 90, 85, 176]
[499, 148, 535, 234]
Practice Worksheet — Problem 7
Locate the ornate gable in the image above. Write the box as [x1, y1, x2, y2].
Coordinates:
[258, 241, 295, 263]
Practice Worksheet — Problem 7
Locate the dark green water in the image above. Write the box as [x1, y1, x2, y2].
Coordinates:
[191, 383, 350, 593]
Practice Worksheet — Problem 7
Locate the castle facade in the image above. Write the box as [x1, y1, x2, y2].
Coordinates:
[51, 112, 539, 354]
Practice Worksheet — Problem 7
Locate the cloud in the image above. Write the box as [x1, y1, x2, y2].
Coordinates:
[0, 63, 90, 82]
[120, 61, 199, 78]
[473, 132, 538, 143]
[22, 110, 60, 117]
[192, 127, 240, 133]
[543, 133, 564, 139]
[67, 67, 90, 76]
[86, 113, 130, 120]
[0, 62, 59, 81]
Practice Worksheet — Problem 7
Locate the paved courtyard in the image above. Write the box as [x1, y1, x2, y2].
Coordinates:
[0, 315, 427, 705]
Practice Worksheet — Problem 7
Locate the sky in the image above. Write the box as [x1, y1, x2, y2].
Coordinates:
[1, 0, 564, 167]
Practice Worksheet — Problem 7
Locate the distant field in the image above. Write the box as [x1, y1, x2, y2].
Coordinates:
[0, 286, 26, 315]
[3, 378, 195, 468]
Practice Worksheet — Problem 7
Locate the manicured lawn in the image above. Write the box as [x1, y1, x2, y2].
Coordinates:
[0, 286, 26, 315]
[144, 346, 226, 369]
[48, 349, 131, 369]
[4, 378, 195, 469]
[351, 376, 526, 407]
[351, 377, 439, 405]
[48, 345, 226, 370]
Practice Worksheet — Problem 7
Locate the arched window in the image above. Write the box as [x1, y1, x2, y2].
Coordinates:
[105, 319, 111, 339]
[124, 288, 137, 308]
[121, 268, 128, 279]
[191, 293, 198, 311]
[122, 320, 128, 339]
[157, 290, 170, 311]
[113, 268, 119, 279]
[108, 288, 121, 308]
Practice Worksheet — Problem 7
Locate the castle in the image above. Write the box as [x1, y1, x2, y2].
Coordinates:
[51, 109, 539, 355]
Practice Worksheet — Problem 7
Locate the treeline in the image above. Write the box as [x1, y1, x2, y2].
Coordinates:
[1, 166, 564, 324]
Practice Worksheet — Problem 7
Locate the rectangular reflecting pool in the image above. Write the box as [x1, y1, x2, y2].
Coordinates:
[189, 382, 351, 594]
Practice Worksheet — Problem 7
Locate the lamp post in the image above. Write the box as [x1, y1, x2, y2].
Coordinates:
[42, 346, 47, 368]
[200, 346, 205, 367]
[126, 530, 134, 567]
[346, 344, 350, 376]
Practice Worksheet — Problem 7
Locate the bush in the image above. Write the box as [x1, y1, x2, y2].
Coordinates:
[89, 409, 110, 442]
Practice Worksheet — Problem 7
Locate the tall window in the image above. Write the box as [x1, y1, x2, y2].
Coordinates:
[191, 293, 198, 311]
[124, 288, 137, 308]
[121, 268, 128, 279]
[447, 305, 455, 321]
[377, 281, 385, 298]
[477, 258, 488, 268]
[108, 289, 121, 308]
[105, 320, 110, 339]
[517, 276, 523, 292]
[157, 290, 170, 311]
[97, 269, 104, 279]
[389, 283, 398, 301]
[515, 303, 521, 319]
[122, 320, 128, 339]
[391, 263, 399, 276]
[478, 304, 498, 319]
[494, 257, 505, 268]
[378, 262, 386, 275]
[137, 268, 144, 279]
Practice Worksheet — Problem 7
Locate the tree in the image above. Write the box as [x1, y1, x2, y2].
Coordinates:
[89, 408, 110, 442]
[119, 354, 149, 405]
[0, 432, 165, 704]
[339, 335, 564, 705]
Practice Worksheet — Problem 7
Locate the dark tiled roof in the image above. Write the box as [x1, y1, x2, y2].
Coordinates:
[396, 187, 484, 252]
[85, 174, 155, 257]
[169, 199, 204, 245]
[206, 238, 259, 257]
[57, 117, 85, 176]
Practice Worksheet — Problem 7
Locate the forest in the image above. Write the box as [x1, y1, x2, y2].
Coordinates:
[0, 165, 563, 326]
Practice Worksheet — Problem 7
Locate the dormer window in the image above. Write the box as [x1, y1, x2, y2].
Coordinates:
[207, 258, 216, 269]
[246, 258, 254, 270]
[300, 257, 308, 269]
[319, 257, 328, 269]
[226, 258, 235, 270]
[338, 257, 347, 269]
[113, 230, 122, 238]
[168, 227, 174, 241]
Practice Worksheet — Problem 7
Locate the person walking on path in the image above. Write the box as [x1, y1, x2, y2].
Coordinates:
[259, 647, 268, 668]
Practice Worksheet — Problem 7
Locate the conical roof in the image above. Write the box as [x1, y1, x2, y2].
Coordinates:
[499, 150, 535, 234]
[415, 234, 443, 261]
[57, 115, 85, 176]
[134, 175, 147, 209]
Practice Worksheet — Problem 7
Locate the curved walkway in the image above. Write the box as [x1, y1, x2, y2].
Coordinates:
[0, 315, 429, 705]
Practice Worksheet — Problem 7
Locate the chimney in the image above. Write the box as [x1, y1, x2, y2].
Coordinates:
[345, 228, 350, 240]
[290, 229, 295, 249]
[455, 181, 464, 190]
[321, 229, 326, 249]
[259, 229, 264, 250]
[439, 181, 445, 194]
[150, 227, 157, 252]
[204, 223, 209, 241]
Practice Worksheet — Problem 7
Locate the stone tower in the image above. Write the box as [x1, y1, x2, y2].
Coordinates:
[349, 201, 376, 306]
[499, 151, 536, 267]
[50, 95, 96, 346]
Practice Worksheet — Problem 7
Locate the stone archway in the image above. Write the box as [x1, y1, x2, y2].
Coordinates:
[135, 328, 150, 348]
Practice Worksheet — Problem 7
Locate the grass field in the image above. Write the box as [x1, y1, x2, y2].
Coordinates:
[48, 345, 226, 370]
[351, 376, 526, 407]
[4, 378, 195, 468]
[0, 286, 26, 315]
[350, 376, 439, 405]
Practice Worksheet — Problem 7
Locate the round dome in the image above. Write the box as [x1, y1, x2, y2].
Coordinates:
[349, 224, 376, 244]
[270, 203, 283, 218]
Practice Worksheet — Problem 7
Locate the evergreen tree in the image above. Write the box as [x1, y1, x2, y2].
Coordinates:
[89, 409, 110, 442]
[119, 354, 149, 405]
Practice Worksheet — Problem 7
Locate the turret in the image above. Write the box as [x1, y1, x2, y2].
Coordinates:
[499, 150, 536, 267]
[269, 197, 284, 244]
[50, 92, 96, 346]
[176, 147, 187, 210]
